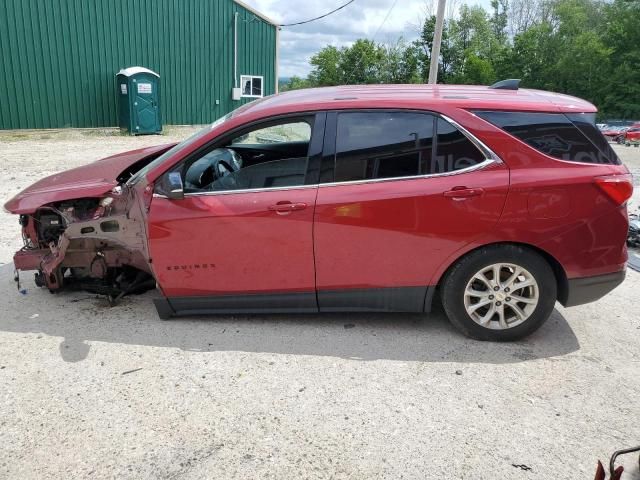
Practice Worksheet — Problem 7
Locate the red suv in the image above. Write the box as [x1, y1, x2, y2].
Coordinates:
[4, 82, 633, 341]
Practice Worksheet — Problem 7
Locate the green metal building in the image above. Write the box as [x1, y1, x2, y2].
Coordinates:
[0, 0, 278, 129]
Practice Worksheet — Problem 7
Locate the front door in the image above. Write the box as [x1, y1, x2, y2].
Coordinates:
[148, 114, 325, 313]
[313, 111, 509, 312]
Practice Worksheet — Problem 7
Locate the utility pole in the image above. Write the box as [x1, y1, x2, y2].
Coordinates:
[428, 0, 446, 84]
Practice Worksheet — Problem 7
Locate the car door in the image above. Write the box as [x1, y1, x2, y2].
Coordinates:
[147, 113, 325, 313]
[313, 110, 509, 312]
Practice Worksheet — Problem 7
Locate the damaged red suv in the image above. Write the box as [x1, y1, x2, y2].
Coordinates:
[4, 81, 633, 341]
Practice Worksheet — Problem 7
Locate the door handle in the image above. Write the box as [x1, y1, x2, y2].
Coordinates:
[268, 201, 307, 213]
[443, 187, 484, 199]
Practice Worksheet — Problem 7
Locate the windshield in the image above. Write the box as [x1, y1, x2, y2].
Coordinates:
[127, 112, 234, 186]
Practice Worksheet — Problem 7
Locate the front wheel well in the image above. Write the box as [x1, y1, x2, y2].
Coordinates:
[437, 242, 568, 304]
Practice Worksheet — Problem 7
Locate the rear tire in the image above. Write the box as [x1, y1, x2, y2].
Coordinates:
[441, 245, 557, 341]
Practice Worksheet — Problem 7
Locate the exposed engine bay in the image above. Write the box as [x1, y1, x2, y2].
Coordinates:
[13, 177, 157, 303]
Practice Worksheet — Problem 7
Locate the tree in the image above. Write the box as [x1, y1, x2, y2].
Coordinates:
[494, 23, 558, 90]
[599, 0, 640, 118]
[490, 0, 509, 42]
[412, 15, 457, 82]
[444, 5, 501, 83]
[381, 40, 422, 84]
[284, 0, 640, 118]
[308, 46, 343, 86]
[508, 0, 553, 36]
[454, 53, 496, 85]
[280, 76, 312, 91]
[338, 39, 386, 84]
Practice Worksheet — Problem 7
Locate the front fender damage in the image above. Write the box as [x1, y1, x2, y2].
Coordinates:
[13, 185, 156, 301]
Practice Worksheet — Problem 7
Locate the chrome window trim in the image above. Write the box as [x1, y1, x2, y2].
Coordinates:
[153, 157, 498, 199]
[153, 111, 502, 198]
[439, 113, 502, 163]
[318, 158, 497, 188]
[154, 183, 319, 199]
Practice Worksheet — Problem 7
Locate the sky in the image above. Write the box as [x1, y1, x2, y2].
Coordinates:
[243, 0, 492, 78]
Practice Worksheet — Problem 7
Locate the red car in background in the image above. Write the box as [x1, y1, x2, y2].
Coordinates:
[3, 82, 633, 341]
[625, 126, 640, 142]
[601, 125, 629, 143]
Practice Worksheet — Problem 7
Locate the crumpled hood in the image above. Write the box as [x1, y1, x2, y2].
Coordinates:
[4, 143, 176, 214]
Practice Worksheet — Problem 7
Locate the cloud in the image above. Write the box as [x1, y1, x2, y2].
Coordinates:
[243, 0, 493, 77]
[242, 0, 424, 77]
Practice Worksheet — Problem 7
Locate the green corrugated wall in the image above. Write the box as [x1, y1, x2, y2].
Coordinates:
[0, 0, 277, 129]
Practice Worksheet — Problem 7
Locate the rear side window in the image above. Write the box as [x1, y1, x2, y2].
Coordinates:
[475, 111, 620, 165]
[435, 118, 487, 172]
[334, 112, 486, 182]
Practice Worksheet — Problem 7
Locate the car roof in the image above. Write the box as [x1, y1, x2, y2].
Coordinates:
[239, 84, 597, 119]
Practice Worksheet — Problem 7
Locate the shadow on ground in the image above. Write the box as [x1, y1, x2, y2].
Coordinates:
[1, 266, 580, 363]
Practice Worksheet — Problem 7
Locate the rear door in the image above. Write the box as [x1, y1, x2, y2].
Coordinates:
[148, 113, 325, 313]
[313, 110, 509, 312]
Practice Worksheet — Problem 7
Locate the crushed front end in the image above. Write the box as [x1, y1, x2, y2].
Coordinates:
[11, 185, 155, 300]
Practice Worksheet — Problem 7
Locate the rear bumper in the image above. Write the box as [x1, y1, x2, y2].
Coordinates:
[562, 270, 626, 307]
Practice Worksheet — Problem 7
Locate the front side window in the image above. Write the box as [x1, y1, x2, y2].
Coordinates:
[240, 75, 263, 98]
[183, 117, 313, 193]
[128, 112, 236, 185]
[474, 110, 620, 165]
[231, 122, 311, 145]
[333, 112, 486, 183]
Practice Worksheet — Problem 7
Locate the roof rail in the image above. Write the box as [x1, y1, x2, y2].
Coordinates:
[489, 79, 521, 90]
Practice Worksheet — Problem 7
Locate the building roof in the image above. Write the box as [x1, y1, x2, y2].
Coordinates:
[233, 0, 278, 26]
[242, 84, 598, 116]
[116, 67, 160, 78]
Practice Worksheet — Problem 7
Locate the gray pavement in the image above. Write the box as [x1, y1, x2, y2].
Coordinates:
[1, 264, 640, 479]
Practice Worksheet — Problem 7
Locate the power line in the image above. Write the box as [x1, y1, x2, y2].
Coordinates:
[370, 0, 400, 42]
[278, 0, 356, 27]
[343, 0, 400, 84]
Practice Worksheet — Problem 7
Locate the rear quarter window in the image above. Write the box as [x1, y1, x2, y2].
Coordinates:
[474, 111, 620, 165]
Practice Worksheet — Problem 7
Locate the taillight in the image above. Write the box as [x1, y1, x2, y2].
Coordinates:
[595, 174, 634, 205]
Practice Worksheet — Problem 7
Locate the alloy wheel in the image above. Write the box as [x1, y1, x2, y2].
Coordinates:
[463, 263, 540, 330]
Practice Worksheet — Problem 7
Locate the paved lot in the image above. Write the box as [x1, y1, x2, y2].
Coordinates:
[1, 131, 640, 479]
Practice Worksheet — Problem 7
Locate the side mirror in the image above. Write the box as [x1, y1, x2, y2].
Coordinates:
[156, 171, 184, 200]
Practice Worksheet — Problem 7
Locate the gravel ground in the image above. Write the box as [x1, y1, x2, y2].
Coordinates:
[1, 266, 640, 479]
[0, 130, 640, 479]
[0, 127, 201, 265]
